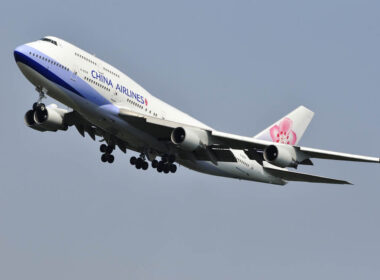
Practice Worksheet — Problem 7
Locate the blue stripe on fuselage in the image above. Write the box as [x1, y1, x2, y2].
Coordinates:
[14, 45, 111, 107]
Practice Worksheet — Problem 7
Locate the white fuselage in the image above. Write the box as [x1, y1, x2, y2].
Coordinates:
[14, 37, 286, 185]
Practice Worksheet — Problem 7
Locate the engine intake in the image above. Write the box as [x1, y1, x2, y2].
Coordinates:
[171, 127, 208, 151]
[264, 144, 298, 168]
[24, 104, 68, 132]
[24, 110, 48, 132]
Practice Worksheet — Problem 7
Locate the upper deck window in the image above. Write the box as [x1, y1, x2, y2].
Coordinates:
[40, 38, 57, 46]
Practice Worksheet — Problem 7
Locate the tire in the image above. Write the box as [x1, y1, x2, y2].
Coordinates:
[37, 103, 46, 111]
[106, 146, 113, 154]
[108, 154, 114, 163]
[158, 161, 164, 170]
[152, 159, 158, 168]
[142, 161, 148, 170]
[135, 160, 142, 169]
[32, 102, 38, 110]
[163, 164, 170, 174]
[101, 154, 108, 162]
[170, 164, 177, 173]
[157, 166, 163, 173]
[130, 156, 137, 165]
[100, 144, 107, 153]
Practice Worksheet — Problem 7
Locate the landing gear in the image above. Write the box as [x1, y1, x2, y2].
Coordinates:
[100, 144, 107, 153]
[130, 154, 149, 170]
[28, 87, 47, 125]
[100, 144, 115, 164]
[29, 86, 47, 118]
[33, 86, 47, 110]
[151, 155, 177, 174]
[129, 153, 177, 173]
[170, 164, 177, 173]
[151, 159, 159, 168]
[142, 161, 149, 170]
[33, 102, 46, 111]
[130, 156, 137, 165]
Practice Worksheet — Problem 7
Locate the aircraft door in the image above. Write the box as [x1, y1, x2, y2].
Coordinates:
[70, 64, 78, 81]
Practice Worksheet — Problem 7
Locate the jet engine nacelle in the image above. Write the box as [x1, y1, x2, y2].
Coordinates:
[24, 104, 68, 132]
[263, 144, 298, 168]
[171, 126, 208, 151]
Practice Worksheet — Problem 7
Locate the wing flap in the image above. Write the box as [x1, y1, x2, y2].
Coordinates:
[264, 166, 352, 185]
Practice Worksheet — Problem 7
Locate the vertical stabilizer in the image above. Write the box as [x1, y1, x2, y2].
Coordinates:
[254, 106, 314, 145]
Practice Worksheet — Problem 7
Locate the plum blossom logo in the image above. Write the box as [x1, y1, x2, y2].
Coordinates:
[270, 118, 297, 145]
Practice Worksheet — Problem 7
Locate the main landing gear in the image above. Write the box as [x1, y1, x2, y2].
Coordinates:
[151, 154, 177, 174]
[129, 154, 177, 173]
[100, 144, 114, 163]
[130, 154, 149, 170]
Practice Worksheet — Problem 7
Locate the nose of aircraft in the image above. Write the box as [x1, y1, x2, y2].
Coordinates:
[14, 44, 27, 63]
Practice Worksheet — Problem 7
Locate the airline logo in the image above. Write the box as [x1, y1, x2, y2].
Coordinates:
[91, 70, 148, 106]
[269, 118, 297, 145]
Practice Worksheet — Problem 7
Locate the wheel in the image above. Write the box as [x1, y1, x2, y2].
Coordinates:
[37, 103, 46, 111]
[135, 159, 142, 169]
[163, 164, 170, 174]
[158, 161, 164, 170]
[170, 164, 177, 173]
[101, 154, 108, 162]
[152, 159, 158, 168]
[106, 146, 113, 154]
[130, 156, 137, 165]
[107, 154, 114, 163]
[142, 161, 148, 170]
[157, 166, 163, 173]
[100, 144, 107, 153]
[32, 102, 38, 110]
[168, 154, 176, 163]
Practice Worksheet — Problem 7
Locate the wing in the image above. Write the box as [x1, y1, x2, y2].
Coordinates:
[118, 108, 181, 140]
[298, 146, 380, 163]
[118, 108, 237, 163]
[118, 108, 380, 164]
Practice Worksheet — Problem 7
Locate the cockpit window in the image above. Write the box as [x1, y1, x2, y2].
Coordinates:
[40, 38, 57, 46]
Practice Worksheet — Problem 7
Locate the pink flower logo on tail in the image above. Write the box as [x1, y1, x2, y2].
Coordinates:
[270, 117, 297, 145]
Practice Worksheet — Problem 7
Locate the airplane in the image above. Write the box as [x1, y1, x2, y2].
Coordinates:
[14, 36, 379, 186]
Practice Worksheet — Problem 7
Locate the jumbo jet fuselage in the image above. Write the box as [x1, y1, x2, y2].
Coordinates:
[14, 37, 379, 186]
[15, 37, 286, 184]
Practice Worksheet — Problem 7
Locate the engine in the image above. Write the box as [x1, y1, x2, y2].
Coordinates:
[263, 144, 298, 168]
[24, 104, 68, 132]
[171, 127, 208, 151]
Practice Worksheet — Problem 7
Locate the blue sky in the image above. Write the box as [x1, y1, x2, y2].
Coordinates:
[1, 1, 380, 279]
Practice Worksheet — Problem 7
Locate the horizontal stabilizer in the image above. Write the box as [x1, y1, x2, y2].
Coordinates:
[264, 166, 352, 185]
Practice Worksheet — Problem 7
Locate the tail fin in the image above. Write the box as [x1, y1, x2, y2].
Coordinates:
[254, 106, 314, 146]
